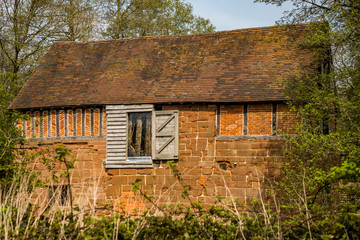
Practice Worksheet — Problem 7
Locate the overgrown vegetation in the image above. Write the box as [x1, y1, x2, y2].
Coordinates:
[254, 0, 360, 239]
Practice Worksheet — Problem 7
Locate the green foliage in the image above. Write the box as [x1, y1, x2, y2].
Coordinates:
[252, 0, 360, 238]
[102, 0, 215, 39]
[0, 111, 24, 184]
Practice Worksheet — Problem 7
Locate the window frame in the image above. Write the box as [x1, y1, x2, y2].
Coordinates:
[104, 105, 179, 168]
[126, 111, 153, 161]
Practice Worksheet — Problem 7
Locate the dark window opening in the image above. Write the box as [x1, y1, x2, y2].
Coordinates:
[128, 112, 152, 157]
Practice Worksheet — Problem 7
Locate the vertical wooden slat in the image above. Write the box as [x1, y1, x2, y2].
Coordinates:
[243, 104, 248, 135]
[128, 120, 134, 156]
[145, 118, 151, 156]
[135, 119, 142, 155]
[272, 103, 277, 136]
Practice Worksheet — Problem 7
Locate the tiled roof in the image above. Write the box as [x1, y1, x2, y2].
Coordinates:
[10, 24, 316, 109]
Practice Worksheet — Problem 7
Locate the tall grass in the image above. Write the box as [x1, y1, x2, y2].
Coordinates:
[2, 154, 357, 239]
[0, 158, 258, 239]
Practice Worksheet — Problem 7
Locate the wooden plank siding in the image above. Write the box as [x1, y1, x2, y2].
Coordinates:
[105, 105, 154, 169]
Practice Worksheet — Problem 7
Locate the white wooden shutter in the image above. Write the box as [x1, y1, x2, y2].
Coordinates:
[105, 105, 153, 168]
[153, 110, 179, 160]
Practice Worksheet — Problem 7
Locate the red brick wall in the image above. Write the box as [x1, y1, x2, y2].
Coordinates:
[68, 110, 74, 136]
[277, 104, 300, 134]
[34, 111, 40, 138]
[76, 109, 82, 136]
[51, 110, 56, 137]
[220, 105, 243, 135]
[26, 111, 31, 138]
[248, 104, 272, 135]
[59, 110, 65, 137]
[43, 111, 48, 137]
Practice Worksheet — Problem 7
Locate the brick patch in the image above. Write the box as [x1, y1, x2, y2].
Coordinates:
[85, 109, 91, 136]
[59, 110, 65, 137]
[76, 109, 82, 136]
[220, 105, 243, 135]
[94, 108, 100, 135]
[26, 111, 31, 138]
[277, 104, 300, 134]
[68, 110, 74, 136]
[34, 111, 40, 138]
[114, 192, 145, 215]
[51, 110, 56, 137]
[43, 111, 48, 137]
[248, 104, 272, 135]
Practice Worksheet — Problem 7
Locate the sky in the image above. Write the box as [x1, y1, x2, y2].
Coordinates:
[185, 0, 294, 31]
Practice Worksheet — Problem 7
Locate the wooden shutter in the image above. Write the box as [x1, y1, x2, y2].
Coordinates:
[105, 105, 153, 168]
[153, 110, 179, 160]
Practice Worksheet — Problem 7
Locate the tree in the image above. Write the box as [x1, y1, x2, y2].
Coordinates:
[0, 0, 214, 187]
[0, 0, 62, 106]
[252, 0, 360, 238]
[102, 0, 215, 39]
[55, 0, 98, 41]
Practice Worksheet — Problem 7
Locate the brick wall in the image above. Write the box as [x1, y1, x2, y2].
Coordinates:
[248, 104, 273, 135]
[219, 103, 299, 136]
[277, 104, 300, 134]
[26, 103, 296, 213]
[220, 105, 244, 135]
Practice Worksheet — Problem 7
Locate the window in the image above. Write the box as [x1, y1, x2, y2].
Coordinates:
[104, 105, 178, 168]
[127, 112, 152, 160]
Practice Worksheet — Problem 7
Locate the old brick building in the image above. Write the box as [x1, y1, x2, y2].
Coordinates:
[10, 24, 316, 212]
